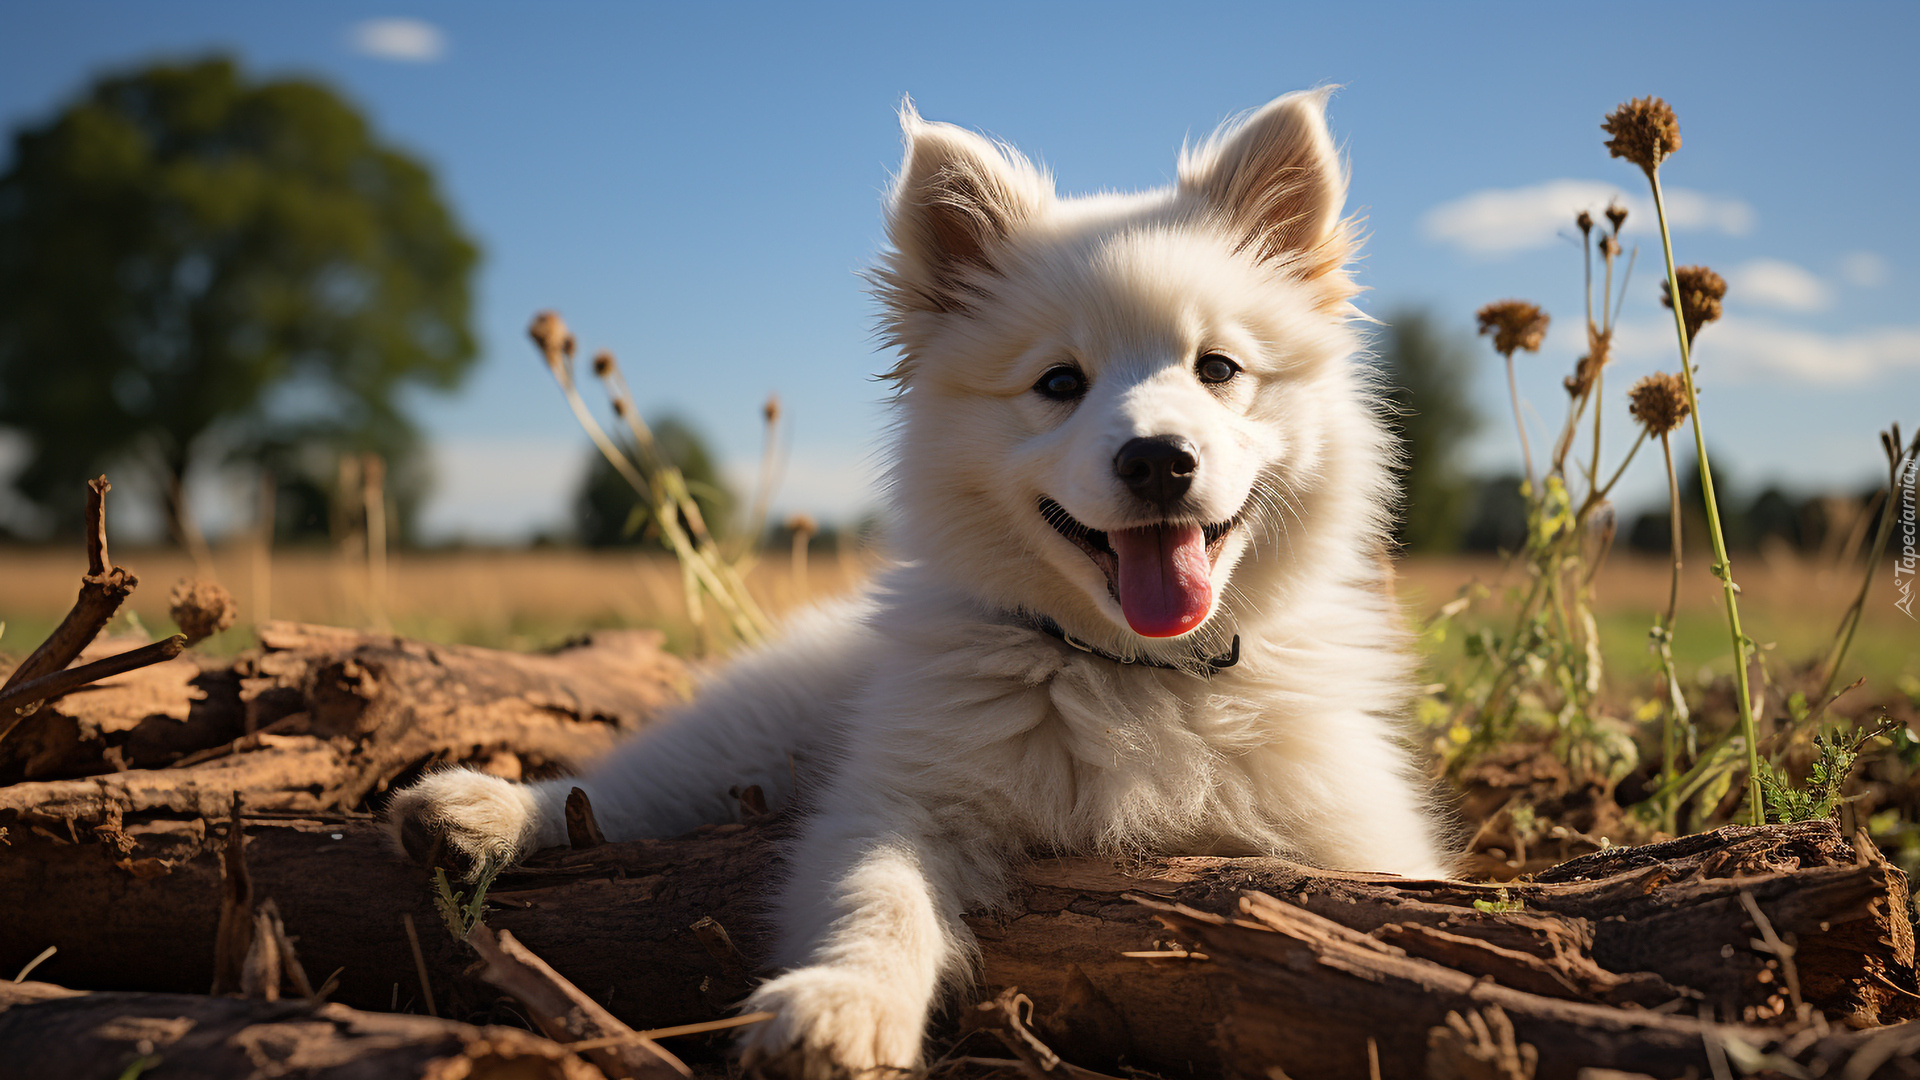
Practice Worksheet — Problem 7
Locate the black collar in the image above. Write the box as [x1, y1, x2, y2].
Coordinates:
[1027, 614, 1240, 676]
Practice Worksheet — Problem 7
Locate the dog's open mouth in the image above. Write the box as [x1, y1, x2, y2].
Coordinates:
[1038, 497, 1240, 639]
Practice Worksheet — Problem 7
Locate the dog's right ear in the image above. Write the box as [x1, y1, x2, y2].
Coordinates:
[883, 102, 1050, 314]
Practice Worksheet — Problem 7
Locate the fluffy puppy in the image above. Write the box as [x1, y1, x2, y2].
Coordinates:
[389, 88, 1449, 1078]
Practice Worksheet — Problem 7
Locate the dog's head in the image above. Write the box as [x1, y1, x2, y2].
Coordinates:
[875, 91, 1389, 656]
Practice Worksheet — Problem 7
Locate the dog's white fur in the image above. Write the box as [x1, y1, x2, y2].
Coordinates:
[389, 89, 1449, 1077]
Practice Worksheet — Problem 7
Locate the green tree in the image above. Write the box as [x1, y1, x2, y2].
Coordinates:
[575, 415, 736, 548]
[1376, 309, 1482, 552]
[0, 56, 478, 543]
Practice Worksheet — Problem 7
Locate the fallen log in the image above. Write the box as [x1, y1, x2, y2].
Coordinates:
[0, 980, 609, 1080]
[5, 624, 1916, 1077]
[1, 810, 1911, 1079]
[1153, 894, 1914, 1080]
[0, 620, 686, 806]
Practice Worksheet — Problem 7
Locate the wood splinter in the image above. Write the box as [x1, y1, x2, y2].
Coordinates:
[468, 923, 688, 1080]
[566, 786, 607, 850]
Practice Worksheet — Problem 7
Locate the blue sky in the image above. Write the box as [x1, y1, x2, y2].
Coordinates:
[3, 1, 1916, 541]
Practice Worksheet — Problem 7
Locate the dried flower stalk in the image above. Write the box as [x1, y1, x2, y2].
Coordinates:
[1615, 95, 1763, 824]
[1477, 301, 1550, 491]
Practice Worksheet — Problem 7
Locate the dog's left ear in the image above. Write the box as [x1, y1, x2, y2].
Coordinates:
[1180, 88, 1354, 286]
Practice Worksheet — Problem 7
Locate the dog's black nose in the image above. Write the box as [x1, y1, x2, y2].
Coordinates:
[1114, 435, 1197, 509]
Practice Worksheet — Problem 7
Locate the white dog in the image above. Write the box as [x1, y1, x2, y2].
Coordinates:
[389, 89, 1449, 1077]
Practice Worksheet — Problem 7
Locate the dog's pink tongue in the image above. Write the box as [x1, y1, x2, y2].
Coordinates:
[1109, 524, 1212, 638]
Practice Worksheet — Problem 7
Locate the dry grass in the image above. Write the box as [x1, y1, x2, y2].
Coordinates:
[0, 543, 878, 657]
[2, 544, 1909, 690]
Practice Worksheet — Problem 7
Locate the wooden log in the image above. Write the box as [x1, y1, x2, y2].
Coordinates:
[1153, 894, 1920, 1080]
[0, 620, 686, 803]
[0, 980, 609, 1080]
[1, 813, 1911, 1078]
[4, 624, 1915, 1076]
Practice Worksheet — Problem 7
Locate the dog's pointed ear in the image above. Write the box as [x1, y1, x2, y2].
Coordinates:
[884, 101, 1050, 312]
[1180, 88, 1354, 282]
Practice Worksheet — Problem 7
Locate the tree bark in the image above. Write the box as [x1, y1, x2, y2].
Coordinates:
[0, 980, 610, 1080]
[2, 811, 1912, 1079]
[1, 620, 685, 794]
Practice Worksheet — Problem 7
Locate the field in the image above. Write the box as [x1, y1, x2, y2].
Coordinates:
[3, 543, 1911, 694]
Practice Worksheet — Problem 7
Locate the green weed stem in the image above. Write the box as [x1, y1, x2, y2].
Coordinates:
[1647, 168, 1762, 824]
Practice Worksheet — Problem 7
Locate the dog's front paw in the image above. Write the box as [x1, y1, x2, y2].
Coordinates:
[738, 966, 924, 1080]
[384, 769, 539, 879]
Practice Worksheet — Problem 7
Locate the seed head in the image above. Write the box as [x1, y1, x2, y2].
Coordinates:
[1603, 97, 1682, 174]
[1576, 210, 1594, 236]
[592, 350, 616, 378]
[1629, 372, 1692, 437]
[1660, 264, 1727, 341]
[1599, 234, 1622, 260]
[786, 513, 817, 537]
[764, 395, 782, 425]
[169, 578, 237, 645]
[529, 311, 576, 377]
[1564, 354, 1598, 399]
[1605, 201, 1629, 233]
[1475, 300, 1550, 358]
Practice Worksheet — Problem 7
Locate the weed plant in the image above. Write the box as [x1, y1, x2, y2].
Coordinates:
[530, 311, 777, 654]
[1429, 97, 1918, 848]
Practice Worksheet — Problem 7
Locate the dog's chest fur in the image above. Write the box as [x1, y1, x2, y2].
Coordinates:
[836, 571, 1415, 870]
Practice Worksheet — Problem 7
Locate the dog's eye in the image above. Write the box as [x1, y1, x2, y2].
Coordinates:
[1196, 354, 1240, 385]
[1034, 365, 1087, 402]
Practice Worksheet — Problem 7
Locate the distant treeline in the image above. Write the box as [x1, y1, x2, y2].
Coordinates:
[1373, 309, 1893, 560]
[1453, 468, 1892, 559]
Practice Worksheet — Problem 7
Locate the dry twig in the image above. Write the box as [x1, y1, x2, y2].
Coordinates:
[468, 923, 688, 1080]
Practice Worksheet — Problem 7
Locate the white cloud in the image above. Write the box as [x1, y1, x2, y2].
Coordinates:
[1421, 179, 1754, 255]
[1841, 251, 1890, 289]
[348, 18, 447, 63]
[1612, 315, 1920, 384]
[1728, 258, 1831, 313]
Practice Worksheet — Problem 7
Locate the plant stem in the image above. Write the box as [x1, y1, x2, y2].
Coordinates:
[557, 375, 767, 646]
[1647, 167, 1762, 825]
[1552, 391, 1589, 479]
[1585, 242, 1616, 494]
[1660, 434, 1684, 631]
[1609, 248, 1638, 329]
[1583, 226, 1595, 332]
[1587, 428, 1647, 510]
[1504, 353, 1536, 494]
[1656, 431, 1689, 831]
[1588, 366, 1605, 496]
